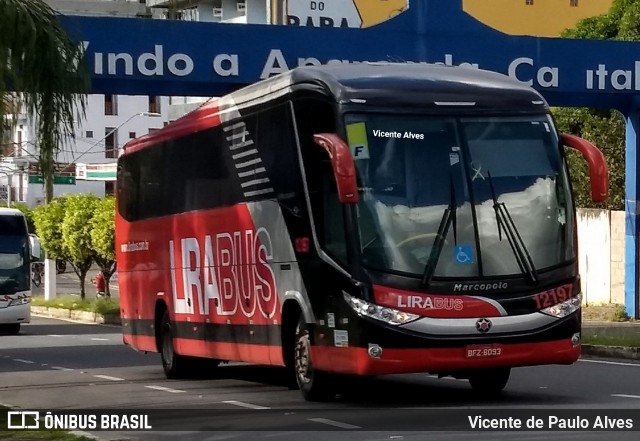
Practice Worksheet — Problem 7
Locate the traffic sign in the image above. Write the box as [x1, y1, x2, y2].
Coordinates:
[28, 175, 76, 185]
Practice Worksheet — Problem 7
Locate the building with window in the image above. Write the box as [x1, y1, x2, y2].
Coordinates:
[0, 1, 168, 207]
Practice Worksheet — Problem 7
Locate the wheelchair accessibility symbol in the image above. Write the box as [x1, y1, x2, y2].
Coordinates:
[455, 245, 474, 264]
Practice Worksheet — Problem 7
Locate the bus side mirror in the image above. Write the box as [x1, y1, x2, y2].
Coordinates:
[313, 133, 359, 204]
[29, 234, 42, 261]
[561, 133, 609, 203]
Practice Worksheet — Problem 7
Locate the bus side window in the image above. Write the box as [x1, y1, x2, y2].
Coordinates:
[117, 156, 139, 221]
[293, 98, 348, 265]
[254, 104, 303, 216]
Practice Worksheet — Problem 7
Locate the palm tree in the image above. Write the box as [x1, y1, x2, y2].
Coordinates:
[0, 0, 89, 202]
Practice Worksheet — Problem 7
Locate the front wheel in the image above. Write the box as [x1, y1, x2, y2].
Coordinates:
[468, 368, 511, 394]
[294, 316, 336, 401]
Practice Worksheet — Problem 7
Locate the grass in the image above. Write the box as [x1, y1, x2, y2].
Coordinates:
[582, 303, 631, 322]
[0, 430, 96, 440]
[31, 296, 120, 316]
[582, 334, 640, 347]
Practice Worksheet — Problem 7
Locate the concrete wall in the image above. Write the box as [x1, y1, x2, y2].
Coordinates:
[576, 208, 625, 305]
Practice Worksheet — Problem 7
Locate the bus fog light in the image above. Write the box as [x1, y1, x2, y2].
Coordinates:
[368, 344, 383, 359]
[571, 333, 580, 346]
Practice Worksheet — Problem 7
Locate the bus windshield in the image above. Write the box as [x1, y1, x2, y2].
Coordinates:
[0, 216, 30, 294]
[345, 114, 574, 280]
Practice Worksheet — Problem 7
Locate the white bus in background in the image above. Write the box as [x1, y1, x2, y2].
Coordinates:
[0, 208, 40, 334]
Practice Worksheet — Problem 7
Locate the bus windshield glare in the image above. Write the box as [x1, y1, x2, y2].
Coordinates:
[345, 114, 574, 280]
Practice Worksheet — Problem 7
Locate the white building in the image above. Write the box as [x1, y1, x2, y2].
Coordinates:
[147, 0, 276, 119]
[2, 91, 169, 207]
[146, 0, 274, 24]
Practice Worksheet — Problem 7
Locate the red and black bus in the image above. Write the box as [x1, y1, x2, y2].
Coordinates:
[116, 63, 608, 400]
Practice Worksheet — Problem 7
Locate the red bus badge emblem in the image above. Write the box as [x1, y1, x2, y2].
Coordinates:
[475, 318, 492, 333]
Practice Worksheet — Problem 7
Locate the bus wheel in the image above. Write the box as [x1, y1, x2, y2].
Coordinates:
[468, 368, 511, 394]
[160, 311, 186, 379]
[294, 317, 335, 401]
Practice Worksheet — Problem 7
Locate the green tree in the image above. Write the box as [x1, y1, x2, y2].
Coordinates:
[554, 108, 625, 210]
[555, 0, 640, 210]
[0, 0, 88, 202]
[32, 197, 68, 261]
[62, 194, 99, 299]
[90, 197, 116, 297]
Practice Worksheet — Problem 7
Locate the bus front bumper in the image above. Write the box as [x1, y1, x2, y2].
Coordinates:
[0, 303, 31, 325]
[311, 337, 581, 376]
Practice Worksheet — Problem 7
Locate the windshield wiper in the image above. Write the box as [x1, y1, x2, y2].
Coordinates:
[421, 175, 458, 288]
[487, 171, 538, 284]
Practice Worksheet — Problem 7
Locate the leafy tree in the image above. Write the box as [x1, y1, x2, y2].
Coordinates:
[32, 197, 68, 261]
[554, 108, 625, 210]
[90, 197, 116, 297]
[0, 0, 89, 203]
[61, 194, 99, 299]
[555, 0, 640, 210]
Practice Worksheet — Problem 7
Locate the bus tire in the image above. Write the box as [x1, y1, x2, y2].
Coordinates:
[160, 310, 187, 379]
[293, 316, 335, 401]
[468, 368, 511, 394]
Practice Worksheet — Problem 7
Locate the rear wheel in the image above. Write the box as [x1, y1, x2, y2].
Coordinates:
[159, 311, 219, 379]
[468, 368, 511, 394]
[294, 316, 336, 401]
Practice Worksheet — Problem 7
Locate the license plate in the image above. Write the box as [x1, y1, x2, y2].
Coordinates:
[465, 344, 503, 358]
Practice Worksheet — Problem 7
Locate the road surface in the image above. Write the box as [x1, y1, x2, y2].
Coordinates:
[1, 317, 640, 440]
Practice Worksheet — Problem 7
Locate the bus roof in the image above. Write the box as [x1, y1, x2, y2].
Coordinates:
[122, 63, 547, 155]
[0, 207, 24, 217]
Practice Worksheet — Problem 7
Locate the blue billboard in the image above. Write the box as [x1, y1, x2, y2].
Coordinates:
[61, 0, 640, 111]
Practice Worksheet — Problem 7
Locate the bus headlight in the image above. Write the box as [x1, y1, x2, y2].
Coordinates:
[540, 293, 582, 318]
[343, 292, 419, 325]
[8, 297, 30, 307]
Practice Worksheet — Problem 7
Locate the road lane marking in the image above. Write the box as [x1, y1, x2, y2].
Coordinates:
[90, 338, 109, 341]
[580, 359, 640, 367]
[222, 400, 270, 410]
[51, 366, 74, 371]
[13, 359, 35, 364]
[308, 418, 361, 429]
[612, 394, 640, 399]
[93, 375, 124, 381]
[47, 334, 63, 337]
[145, 385, 186, 394]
